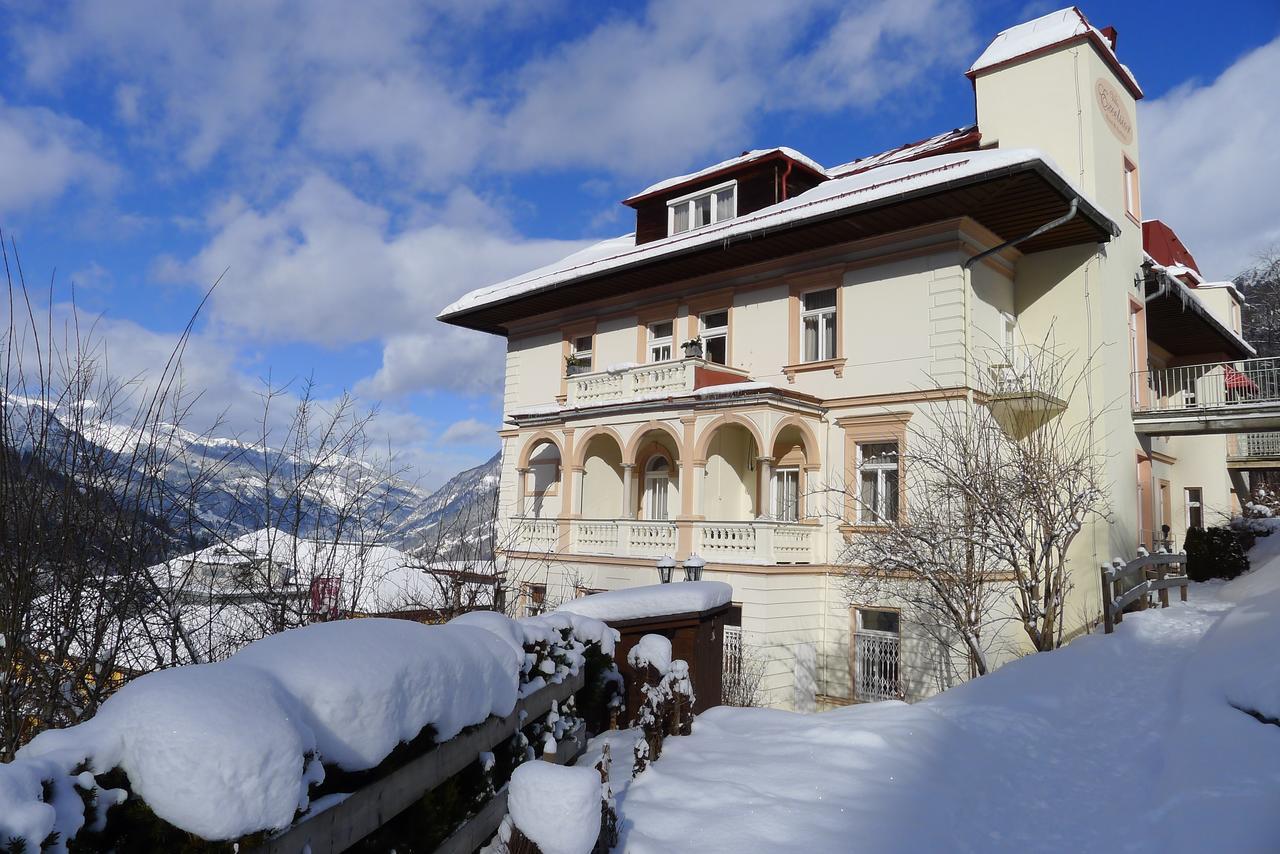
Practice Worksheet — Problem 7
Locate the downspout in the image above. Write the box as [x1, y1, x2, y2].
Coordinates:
[963, 198, 1079, 271]
[780, 159, 794, 201]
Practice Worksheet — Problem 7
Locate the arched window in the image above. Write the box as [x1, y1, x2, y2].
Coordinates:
[643, 456, 670, 520]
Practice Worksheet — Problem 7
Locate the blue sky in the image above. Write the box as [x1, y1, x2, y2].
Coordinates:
[1, 0, 1277, 488]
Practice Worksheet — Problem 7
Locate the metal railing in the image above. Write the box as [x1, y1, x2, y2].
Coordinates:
[1133, 356, 1280, 413]
[1229, 432, 1280, 458]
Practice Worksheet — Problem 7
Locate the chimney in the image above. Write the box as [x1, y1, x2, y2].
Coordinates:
[1100, 25, 1118, 51]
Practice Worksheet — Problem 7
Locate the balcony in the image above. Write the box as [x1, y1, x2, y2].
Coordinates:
[512, 518, 817, 566]
[1132, 357, 1280, 436]
[1228, 432, 1280, 470]
[566, 358, 751, 407]
[984, 360, 1066, 437]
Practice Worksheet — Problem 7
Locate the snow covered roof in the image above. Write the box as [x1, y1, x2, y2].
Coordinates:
[623, 147, 826, 205]
[1142, 253, 1254, 357]
[827, 126, 981, 178]
[440, 148, 1118, 325]
[558, 581, 733, 622]
[968, 7, 1142, 99]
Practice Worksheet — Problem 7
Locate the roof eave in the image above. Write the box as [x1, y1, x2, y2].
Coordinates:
[965, 31, 1144, 101]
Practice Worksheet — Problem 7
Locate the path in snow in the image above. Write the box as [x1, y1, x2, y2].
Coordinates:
[614, 548, 1280, 853]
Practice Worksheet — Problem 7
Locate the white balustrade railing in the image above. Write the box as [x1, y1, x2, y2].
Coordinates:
[565, 358, 749, 406]
[517, 518, 559, 553]
[1134, 356, 1280, 413]
[557, 518, 818, 564]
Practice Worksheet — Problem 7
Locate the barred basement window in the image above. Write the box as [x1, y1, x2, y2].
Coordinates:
[854, 608, 901, 702]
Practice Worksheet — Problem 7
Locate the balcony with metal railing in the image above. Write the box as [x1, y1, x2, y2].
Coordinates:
[1132, 356, 1280, 436]
[1227, 432, 1280, 469]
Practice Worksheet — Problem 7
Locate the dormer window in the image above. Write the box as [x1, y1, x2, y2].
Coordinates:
[667, 181, 736, 236]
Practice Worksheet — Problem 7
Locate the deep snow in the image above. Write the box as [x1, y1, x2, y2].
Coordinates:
[613, 533, 1280, 852]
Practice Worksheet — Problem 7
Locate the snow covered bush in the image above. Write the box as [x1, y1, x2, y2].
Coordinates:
[627, 635, 695, 775]
[0, 611, 618, 852]
[507, 762, 606, 854]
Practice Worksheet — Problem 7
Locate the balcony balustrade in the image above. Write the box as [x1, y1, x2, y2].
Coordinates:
[510, 517, 816, 565]
[565, 358, 751, 407]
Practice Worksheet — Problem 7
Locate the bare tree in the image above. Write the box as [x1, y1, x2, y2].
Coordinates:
[1238, 244, 1280, 357]
[837, 339, 1109, 680]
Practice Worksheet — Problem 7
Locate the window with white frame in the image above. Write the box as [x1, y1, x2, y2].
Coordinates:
[801, 288, 837, 362]
[1185, 487, 1203, 530]
[668, 181, 736, 236]
[1123, 158, 1140, 220]
[568, 334, 593, 376]
[700, 310, 728, 364]
[857, 441, 899, 524]
[854, 607, 901, 702]
[644, 456, 671, 520]
[772, 466, 800, 521]
[648, 321, 674, 362]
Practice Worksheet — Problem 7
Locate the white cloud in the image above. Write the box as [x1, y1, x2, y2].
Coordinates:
[439, 417, 496, 446]
[0, 99, 116, 216]
[1140, 36, 1280, 278]
[167, 174, 589, 396]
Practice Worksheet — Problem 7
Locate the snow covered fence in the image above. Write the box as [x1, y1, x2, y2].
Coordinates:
[1101, 552, 1189, 632]
[0, 610, 618, 853]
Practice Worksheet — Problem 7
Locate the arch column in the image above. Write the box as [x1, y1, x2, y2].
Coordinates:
[757, 456, 774, 518]
[515, 467, 530, 516]
[691, 461, 707, 518]
[621, 463, 636, 519]
[569, 466, 585, 517]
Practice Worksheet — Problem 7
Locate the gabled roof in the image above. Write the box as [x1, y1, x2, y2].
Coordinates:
[1143, 219, 1202, 277]
[967, 6, 1143, 100]
[827, 126, 981, 178]
[622, 147, 826, 207]
[439, 148, 1119, 334]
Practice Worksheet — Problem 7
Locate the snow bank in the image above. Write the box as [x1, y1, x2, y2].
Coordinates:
[559, 581, 732, 622]
[508, 762, 602, 854]
[230, 618, 520, 770]
[3, 609, 616, 846]
[22, 662, 319, 841]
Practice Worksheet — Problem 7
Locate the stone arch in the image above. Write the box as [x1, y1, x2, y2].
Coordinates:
[694, 413, 766, 463]
[571, 425, 625, 469]
[769, 416, 822, 468]
[517, 430, 564, 469]
[623, 420, 684, 466]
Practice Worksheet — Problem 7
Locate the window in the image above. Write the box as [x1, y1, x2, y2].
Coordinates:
[801, 288, 837, 362]
[1123, 158, 1140, 220]
[648, 321, 673, 362]
[1002, 312, 1017, 361]
[1185, 487, 1203, 530]
[668, 181, 736, 236]
[854, 608, 901, 702]
[524, 583, 546, 618]
[643, 456, 671, 520]
[700, 310, 728, 365]
[568, 335, 593, 376]
[858, 441, 899, 524]
[772, 466, 800, 521]
[1129, 307, 1141, 405]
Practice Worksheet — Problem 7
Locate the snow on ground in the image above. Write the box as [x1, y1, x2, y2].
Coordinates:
[615, 532, 1280, 852]
[508, 761, 604, 854]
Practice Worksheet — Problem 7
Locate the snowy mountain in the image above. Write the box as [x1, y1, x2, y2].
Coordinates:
[4, 393, 499, 557]
[395, 452, 501, 559]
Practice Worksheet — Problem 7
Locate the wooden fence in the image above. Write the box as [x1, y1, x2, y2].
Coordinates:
[249, 669, 587, 854]
[1100, 552, 1189, 633]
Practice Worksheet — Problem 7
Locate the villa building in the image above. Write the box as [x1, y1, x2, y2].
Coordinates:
[439, 7, 1264, 707]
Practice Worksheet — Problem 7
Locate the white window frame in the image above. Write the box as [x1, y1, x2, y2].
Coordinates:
[853, 607, 901, 702]
[569, 334, 593, 376]
[643, 456, 671, 520]
[1123, 157, 1140, 220]
[800, 287, 838, 363]
[700, 309, 729, 365]
[857, 441, 899, 525]
[1185, 487, 1203, 529]
[667, 179, 737, 236]
[772, 466, 800, 521]
[648, 321, 674, 363]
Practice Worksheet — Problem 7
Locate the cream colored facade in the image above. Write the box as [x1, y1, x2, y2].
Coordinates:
[442, 11, 1255, 708]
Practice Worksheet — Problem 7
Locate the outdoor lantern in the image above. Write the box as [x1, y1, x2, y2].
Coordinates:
[656, 555, 676, 584]
[682, 554, 706, 582]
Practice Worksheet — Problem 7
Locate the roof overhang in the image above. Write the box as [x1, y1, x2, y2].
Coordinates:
[442, 158, 1119, 336]
[1142, 262, 1254, 360]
